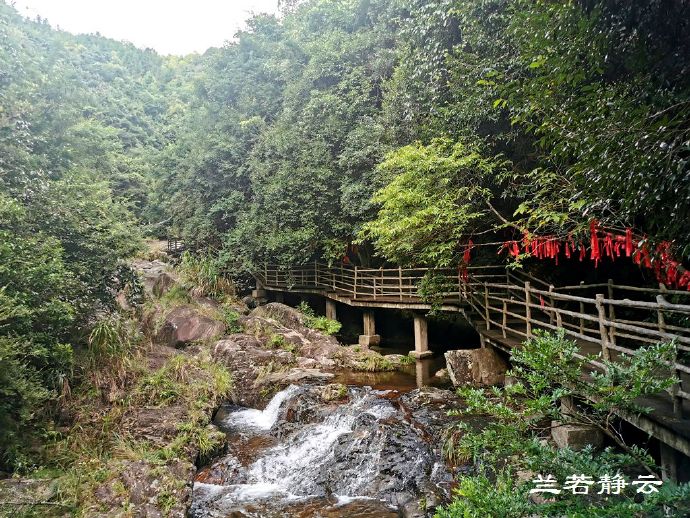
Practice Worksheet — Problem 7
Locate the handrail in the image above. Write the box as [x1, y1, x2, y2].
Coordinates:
[255, 261, 690, 414]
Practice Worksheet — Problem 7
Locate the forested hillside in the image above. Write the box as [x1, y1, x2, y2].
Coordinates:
[0, 1, 177, 466]
[1, 0, 690, 512]
[158, 0, 690, 271]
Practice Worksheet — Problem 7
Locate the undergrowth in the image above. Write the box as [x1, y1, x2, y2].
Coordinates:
[297, 301, 341, 335]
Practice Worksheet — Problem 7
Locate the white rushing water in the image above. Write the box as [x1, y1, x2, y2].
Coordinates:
[220, 384, 301, 430]
[191, 385, 435, 516]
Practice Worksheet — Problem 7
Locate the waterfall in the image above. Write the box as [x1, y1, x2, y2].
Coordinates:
[191, 385, 448, 517]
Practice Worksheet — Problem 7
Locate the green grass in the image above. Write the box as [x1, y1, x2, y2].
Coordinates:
[221, 306, 243, 333]
[267, 334, 297, 353]
[352, 354, 395, 372]
[398, 354, 416, 365]
[297, 301, 341, 335]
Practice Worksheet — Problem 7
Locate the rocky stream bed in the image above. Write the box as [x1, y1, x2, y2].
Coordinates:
[191, 382, 466, 518]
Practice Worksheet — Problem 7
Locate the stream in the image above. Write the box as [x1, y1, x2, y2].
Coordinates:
[190, 360, 464, 518]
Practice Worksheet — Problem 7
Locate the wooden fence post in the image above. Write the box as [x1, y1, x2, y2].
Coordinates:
[484, 283, 490, 330]
[524, 281, 532, 337]
[502, 300, 507, 338]
[579, 281, 585, 334]
[548, 285, 555, 325]
[607, 279, 616, 345]
[595, 294, 611, 361]
[658, 290, 683, 416]
[458, 269, 463, 302]
[354, 266, 358, 299]
[399, 266, 403, 301]
[314, 260, 319, 286]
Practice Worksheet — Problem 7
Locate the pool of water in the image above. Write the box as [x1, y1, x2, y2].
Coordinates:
[332, 348, 450, 393]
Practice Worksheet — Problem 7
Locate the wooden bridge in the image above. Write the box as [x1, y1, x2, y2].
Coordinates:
[253, 262, 690, 475]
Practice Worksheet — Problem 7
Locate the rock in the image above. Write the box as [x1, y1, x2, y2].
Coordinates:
[256, 368, 334, 387]
[123, 405, 188, 446]
[152, 272, 176, 297]
[444, 347, 509, 387]
[200, 385, 454, 518]
[242, 295, 259, 309]
[0, 478, 57, 507]
[399, 387, 467, 446]
[504, 374, 518, 386]
[213, 335, 297, 406]
[245, 303, 355, 369]
[319, 383, 349, 402]
[155, 306, 225, 348]
[433, 368, 449, 380]
[116, 291, 132, 311]
[297, 357, 318, 369]
[551, 421, 604, 451]
[92, 458, 194, 517]
[131, 259, 172, 297]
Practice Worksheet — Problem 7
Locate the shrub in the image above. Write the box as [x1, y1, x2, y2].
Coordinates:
[437, 331, 688, 516]
[352, 354, 394, 372]
[297, 301, 342, 335]
[179, 252, 235, 299]
[221, 307, 243, 333]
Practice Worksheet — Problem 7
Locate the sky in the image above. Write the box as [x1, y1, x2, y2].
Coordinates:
[10, 0, 281, 55]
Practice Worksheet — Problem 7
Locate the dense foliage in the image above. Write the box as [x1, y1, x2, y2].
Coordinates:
[437, 331, 690, 517]
[156, 0, 690, 268]
[0, 2, 157, 468]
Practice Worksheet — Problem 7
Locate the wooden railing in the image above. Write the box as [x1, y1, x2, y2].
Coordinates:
[167, 238, 185, 254]
[255, 262, 690, 414]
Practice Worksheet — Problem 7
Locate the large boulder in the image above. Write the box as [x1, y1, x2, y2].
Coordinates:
[152, 271, 177, 297]
[245, 303, 350, 368]
[213, 335, 298, 406]
[155, 306, 225, 348]
[131, 259, 172, 297]
[444, 347, 509, 387]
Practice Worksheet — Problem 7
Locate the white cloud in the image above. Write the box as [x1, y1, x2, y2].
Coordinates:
[10, 0, 281, 55]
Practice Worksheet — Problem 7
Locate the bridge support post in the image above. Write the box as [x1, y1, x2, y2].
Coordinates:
[415, 358, 432, 388]
[358, 310, 380, 347]
[326, 299, 337, 321]
[410, 314, 433, 359]
[252, 279, 267, 305]
[660, 443, 679, 482]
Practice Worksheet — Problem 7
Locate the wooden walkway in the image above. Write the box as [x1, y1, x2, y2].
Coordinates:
[254, 262, 690, 458]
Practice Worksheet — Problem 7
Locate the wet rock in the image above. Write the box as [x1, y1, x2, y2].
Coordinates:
[399, 387, 466, 448]
[155, 306, 225, 348]
[256, 368, 334, 387]
[433, 368, 450, 381]
[196, 385, 456, 518]
[319, 383, 349, 402]
[195, 455, 246, 486]
[444, 347, 509, 387]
